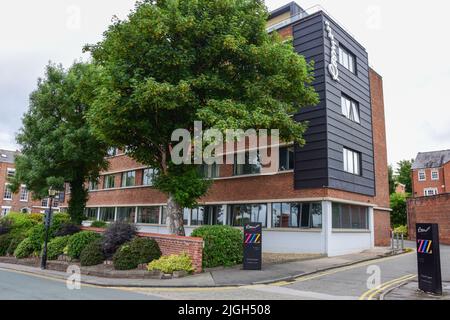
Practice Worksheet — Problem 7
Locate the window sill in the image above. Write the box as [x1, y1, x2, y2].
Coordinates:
[332, 229, 370, 233]
[264, 228, 322, 233]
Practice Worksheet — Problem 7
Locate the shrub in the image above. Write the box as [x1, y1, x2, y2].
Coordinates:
[3, 213, 37, 237]
[90, 220, 107, 228]
[66, 231, 101, 259]
[26, 224, 47, 253]
[80, 239, 105, 266]
[29, 213, 44, 224]
[54, 223, 81, 237]
[49, 213, 71, 235]
[14, 238, 36, 259]
[45, 236, 71, 260]
[390, 193, 408, 227]
[147, 253, 194, 274]
[112, 245, 136, 270]
[112, 237, 161, 270]
[394, 225, 408, 237]
[191, 225, 243, 268]
[0, 234, 13, 256]
[0, 219, 11, 235]
[6, 235, 26, 256]
[102, 222, 137, 258]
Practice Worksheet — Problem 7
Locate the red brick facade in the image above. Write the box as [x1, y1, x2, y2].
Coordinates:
[411, 162, 450, 197]
[83, 227, 204, 273]
[407, 193, 450, 245]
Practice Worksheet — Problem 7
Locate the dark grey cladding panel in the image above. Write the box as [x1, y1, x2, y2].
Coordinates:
[292, 11, 375, 196]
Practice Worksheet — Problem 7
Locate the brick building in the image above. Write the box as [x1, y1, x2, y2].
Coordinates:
[407, 149, 450, 242]
[60, 2, 391, 256]
[411, 149, 450, 197]
[0, 149, 60, 216]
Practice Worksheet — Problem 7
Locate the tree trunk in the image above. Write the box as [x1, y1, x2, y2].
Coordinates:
[166, 194, 185, 236]
[68, 176, 88, 225]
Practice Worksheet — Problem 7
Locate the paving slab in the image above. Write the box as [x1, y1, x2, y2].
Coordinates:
[384, 281, 450, 300]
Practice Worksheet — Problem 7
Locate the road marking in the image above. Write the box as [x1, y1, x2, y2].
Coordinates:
[359, 274, 416, 300]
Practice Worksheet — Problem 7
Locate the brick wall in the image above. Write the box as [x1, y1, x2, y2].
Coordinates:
[82, 227, 204, 273]
[374, 209, 391, 246]
[407, 194, 450, 244]
[411, 167, 445, 197]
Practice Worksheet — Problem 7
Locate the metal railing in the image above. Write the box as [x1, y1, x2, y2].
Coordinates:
[391, 231, 405, 253]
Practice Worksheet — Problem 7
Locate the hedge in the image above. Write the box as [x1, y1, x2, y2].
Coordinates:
[66, 231, 102, 259]
[147, 253, 194, 274]
[191, 225, 243, 268]
[113, 237, 161, 270]
[80, 239, 105, 266]
[14, 238, 36, 259]
[45, 236, 71, 260]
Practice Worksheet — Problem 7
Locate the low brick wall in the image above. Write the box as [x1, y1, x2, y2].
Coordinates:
[82, 227, 204, 273]
[407, 194, 450, 245]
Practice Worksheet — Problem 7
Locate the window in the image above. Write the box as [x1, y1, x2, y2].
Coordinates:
[338, 46, 356, 73]
[279, 146, 295, 171]
[332, 203, 368, 229]
[6, 168, 15, 178]
[199, 164, 220, 179]
[88, 179, 99, 191]
[341, 95, 360, 123]
[424, 188, 438, 196]
[85, 208, 98, 220]
[104, 175, 116, 189]
[107, 147, 118, 157]
[204, 206, 224, 225]
[143, 168, 157, 186]
[272, 202, 322, 229]
[418, 170, 426, 181]
[343, 148, 361, 175]
[3, 184, 12, 200]
[41, 198, 48, 207]
[183, 208, 190, 225]
[233, 151, 262, 176]
[431, 170, 439, 180]
[161, 206, 167, 225]
[229, 204, 267, 227]
[1, 207, 11, 216]
[121, 171, 136, 187]
[116, 207, 136, 223]
[137, 207, 160, 224]
[19, 186, 28, 202]
[52, 198, 59, 207]
[190, 207, 206, 226]
[99, 207, 115, 222]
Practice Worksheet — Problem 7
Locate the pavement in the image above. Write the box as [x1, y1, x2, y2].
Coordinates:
[0, 247, 395, 288]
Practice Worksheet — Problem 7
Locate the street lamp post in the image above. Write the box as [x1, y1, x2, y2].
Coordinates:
[41, 187, 58, 270]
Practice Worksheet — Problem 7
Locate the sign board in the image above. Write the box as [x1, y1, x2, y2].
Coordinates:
[243, 223, 262, 270]
[416, 223, 442, 295]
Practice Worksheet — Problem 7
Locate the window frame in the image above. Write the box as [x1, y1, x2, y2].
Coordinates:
[121, 171, 136, 188]
[332, 203, 369, 230]
[341, 94, 360, 123]
[233, 151, 262, 176]
[103, 174, 116, 189]
[278, 145, 295, 171]
[19, 185, 29, 202]
[431, 169, 439, 181]
[338, 45, 356, 74]
[424, 188, 438, 196]
[343, 148, 361, 175]
[418, 170, 426, 181]
[142, 168, 157, 186]
[3, 184, 12, 200]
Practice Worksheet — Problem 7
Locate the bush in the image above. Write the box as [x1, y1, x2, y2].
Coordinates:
[54, 223, 81, 237]
[90, 221, 107, 228]
[14, 238, 36, 259]
[112, 237, 161, 270]
[45, 236, 71, 260]
[102, 222, 137, 258]
[147, 253, 194, 274]
[191, 225, 243, 268]
[80, 239, 105, 266]
[0, 234, 13, 256]
[29, 213, 44, 224]
[6, 235, 26, 256]
[3, 213, 37, 237]
[394, 225, 408, 237]
[0, 219, 11, 235]
[49, 213, 71, 235]
[26, 224, 47, 253]
[66, 231, 101, 259]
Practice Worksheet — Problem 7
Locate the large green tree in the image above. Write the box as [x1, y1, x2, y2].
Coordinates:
[396, 159, 414, 194]
[86, 0, 318, 235]
[11, 63, 109, 224]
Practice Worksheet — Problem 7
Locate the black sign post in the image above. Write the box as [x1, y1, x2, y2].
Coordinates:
[416, 223, 442, 295]
[243, 223, 262, 270]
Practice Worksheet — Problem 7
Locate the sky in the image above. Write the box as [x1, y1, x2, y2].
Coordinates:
[0, 0, 449, 168]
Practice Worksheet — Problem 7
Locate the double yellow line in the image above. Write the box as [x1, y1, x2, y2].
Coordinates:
[359, 274, 416, 300]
